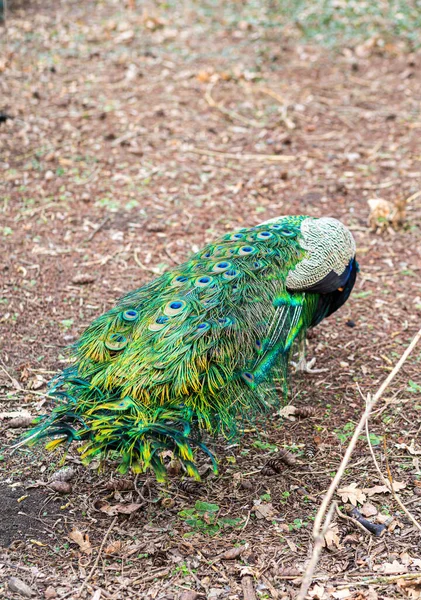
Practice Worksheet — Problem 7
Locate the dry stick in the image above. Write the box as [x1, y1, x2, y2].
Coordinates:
[187, 147, 295, 162]
[365, 408, 421, 533]
[297, 326, 421, 600]
[205, 82, 263, 128]
[297, 502, 336, 600]
[78, 516, 118, 597]
[85, 216, 110, 242]
[242, 574, 257, 600]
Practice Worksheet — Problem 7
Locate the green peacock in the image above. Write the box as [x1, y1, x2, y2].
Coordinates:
[17, 215, 358, 481]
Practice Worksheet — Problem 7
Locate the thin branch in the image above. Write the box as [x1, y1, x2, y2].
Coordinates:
[296, 502, 336, 600]
[186, 147, 295, 162]
[78, 516, 118, 597]
[205, 82, 263, 128]
[297, 326, 421, 600]
[365, 406, 421, 533]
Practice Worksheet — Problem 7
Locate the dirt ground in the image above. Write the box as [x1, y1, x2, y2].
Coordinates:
[1, 1, 421, 599]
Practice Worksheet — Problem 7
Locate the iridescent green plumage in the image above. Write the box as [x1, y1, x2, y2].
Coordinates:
[19, 215, 357, 480]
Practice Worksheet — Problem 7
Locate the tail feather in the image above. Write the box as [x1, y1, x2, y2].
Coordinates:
[16, 374, 217, 482]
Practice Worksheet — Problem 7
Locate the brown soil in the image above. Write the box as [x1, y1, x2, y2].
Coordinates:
[1, 1, 421, 599]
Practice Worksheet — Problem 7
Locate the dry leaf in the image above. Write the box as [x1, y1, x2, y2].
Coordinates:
[220, 547, 244, 560]
[374, 560, 407, 574]
[364, 481, 406, 496]
[8, 577, 34, 598]
[285, 537, 298, 553]
[104, 540, 123, 555]
[396, 440, 421, 455]
[279, 405, 297, 420]
[323, 524, 341, 549]
[332, 590, 353, 599]
[308, 584, 326, 599]
[360, 503, 378, 517]
[397, 577, 421, 599]
[68, 529, 92, 555]
[337, 483, 366, 506]
[99, 502, 142, 516]
[5, 416, 34, 429]
[253, 501, 275, 520]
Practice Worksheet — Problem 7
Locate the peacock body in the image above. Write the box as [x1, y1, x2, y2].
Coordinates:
[20, 215, 357, 480]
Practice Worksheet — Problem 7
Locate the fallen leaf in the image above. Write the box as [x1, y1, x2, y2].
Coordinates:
[374, 560, 407, 574]
[360, 503, 378, 517]
[397, 577, 421, 599]
[279, 405, 297, 420]
[323, 524, 341, 549]
[99, 502, 142, 516]
[8, 577, 34, 597]
[44, 586, 57, 599]
[308, 584, 326, 599]
[68, 529, 92, 555]
[332, 590, 353, 599]
[220, 547, 244, 560]
[337, 483, 366, 506]
[364, 481, 406, 496]
[253, 501, 275, 520]
[285, 537, 298, 553]
[395, 440, 421, 455]
[104, 540, 123, 555]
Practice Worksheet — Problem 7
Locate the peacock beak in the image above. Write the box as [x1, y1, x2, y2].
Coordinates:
[337, 287, 344, 292]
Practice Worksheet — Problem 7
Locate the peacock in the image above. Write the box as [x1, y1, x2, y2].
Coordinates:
[17, 215, 357, 481]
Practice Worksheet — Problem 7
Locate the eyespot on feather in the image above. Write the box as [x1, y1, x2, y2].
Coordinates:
[239, 245, 256, 256]
[164, 300, 187, 316]
[222, 269, 238, 280]
[229, 232, 245, 241]
[122, 309, 138, 322]
[172, 275, 189, 287]
[212, 261, 231, 273]
[148, 315, 170, 331]
[241, 371, 255, 384]
[105, 333, 128, 351]
[250, 260, 265, 271]
[256, 231, 273, 240]
[194, 275, 214, 288]
[279, 227, 297, 237]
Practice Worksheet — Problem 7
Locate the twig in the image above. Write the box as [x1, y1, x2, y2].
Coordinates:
[133, 249, 161, 274]
[85, 216, 110, 242]
[0, 356, 21, 390]
[242, 574, 257, 600]
[205, 82, 263, 128]
[335, 504, 373, 537]
[296, 502, 336, 600]
[406, 190, 421, 204]
[297, 326, 421, 600]
[77, 516, 118, 597]
[365, 406, 421, 533]
[186, 147, 295, 162]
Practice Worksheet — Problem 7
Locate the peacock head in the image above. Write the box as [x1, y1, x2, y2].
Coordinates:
[285, 216, 357, 297]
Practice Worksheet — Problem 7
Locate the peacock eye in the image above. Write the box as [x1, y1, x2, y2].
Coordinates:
[279, 228, 296, 237]
[212, 261, 231, 273]
[122, 309, 138, 322]
[239, 245, 256, 256]
[195, 275, 214, 287]
[257, 231, 273, 240]
[105, 333, 128, 351]
[163, 300, 187, 316]
[241, 371, 255, 383]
